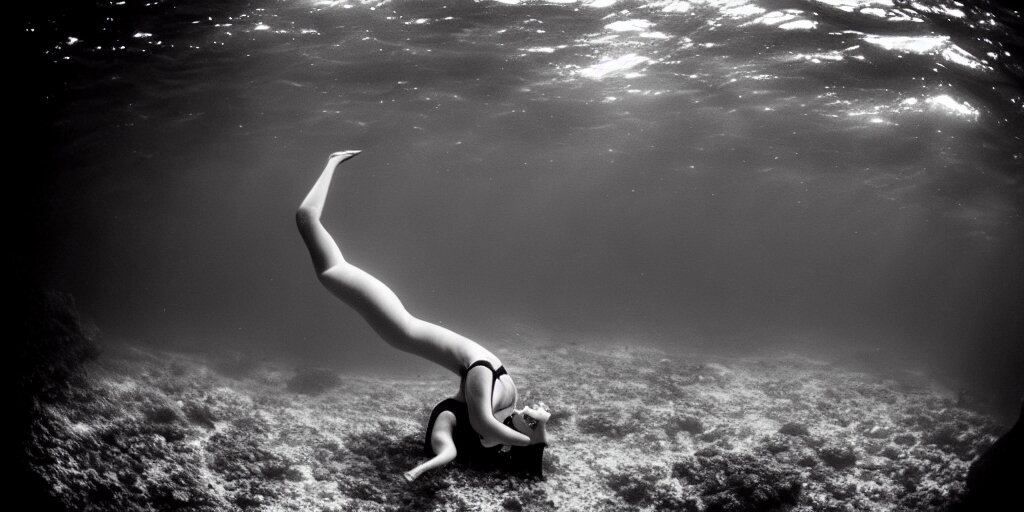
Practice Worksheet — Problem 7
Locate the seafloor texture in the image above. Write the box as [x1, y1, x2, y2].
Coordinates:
[27, 342, 1005, 511]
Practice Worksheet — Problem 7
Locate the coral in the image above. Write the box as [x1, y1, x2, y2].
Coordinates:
[183, 400, 217, 429]
[26, 393, 225, 511]
[893, 433, 916, 446]
[208, 423, 291, 483]
[692, 452, 803, 512]
[605, 465, 666, 506]
[344, 422, 422, 473]
[818, 444, 857, 469]
[22, 342, 997, 511]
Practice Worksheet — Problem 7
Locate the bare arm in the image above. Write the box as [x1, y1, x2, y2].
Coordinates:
[464, 368, 533, 446]
[519, 405, 551, 445]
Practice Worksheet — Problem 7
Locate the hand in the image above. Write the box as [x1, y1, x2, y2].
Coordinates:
[522, 403, 551, 424]
[524, 406, 549, 446]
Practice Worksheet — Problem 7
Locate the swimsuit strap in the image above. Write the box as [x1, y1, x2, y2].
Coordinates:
[461, 359, 508, 385]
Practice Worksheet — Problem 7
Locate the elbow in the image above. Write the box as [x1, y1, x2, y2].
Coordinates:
[469, 414, 504, 442]
[467, 414, 492, 438]
[471, 414, 527, 446]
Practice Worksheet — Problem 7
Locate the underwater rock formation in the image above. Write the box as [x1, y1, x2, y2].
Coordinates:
[16, 289, 101, 510]
[959, 401, 1024, 511]
[17, 289, 101, 399]
[18, 340, 1011, 511]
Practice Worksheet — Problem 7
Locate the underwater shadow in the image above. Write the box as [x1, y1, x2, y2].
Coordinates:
[342, 425, 452, 510]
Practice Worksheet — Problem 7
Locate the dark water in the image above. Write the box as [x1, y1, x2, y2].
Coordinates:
[18, 1, 1023, 413]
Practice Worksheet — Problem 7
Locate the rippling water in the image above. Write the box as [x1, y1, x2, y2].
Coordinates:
[20, 0, 1024, 408]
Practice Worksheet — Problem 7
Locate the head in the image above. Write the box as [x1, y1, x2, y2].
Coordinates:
[492, 374, 545, 435]
[505, 408, 537, 434]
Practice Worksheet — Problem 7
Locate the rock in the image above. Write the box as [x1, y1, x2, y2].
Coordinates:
[606, 466, 663, 505]
[695, 446, 720, 458]
[17, 289, 100, 401]
[502, 495, 524, 510]
[825, 480, 858, 500]
[16, 289, 101, 509]
[606, 465, 686, 508]
[21, 340, 998, 511]
[958, 401, 1024, 511]
[672, 459, 698, 482]
[695, 452, 802, 512]
[143, 403, 184, 424]
[818, 444, 857, 469]
[284, 467, 305, 481]
[779, 422, 809, 437]
[763, 437, 792, 454]
[893, 433, 916, 446]
[666, 415, 705, 436]
[881, 445, 904, 460]
[208, 423, 291, 490]
[183, 401, 217, 428]
[796, 454, 818, 467]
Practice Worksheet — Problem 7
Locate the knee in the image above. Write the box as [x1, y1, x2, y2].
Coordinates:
[295, 206, 319, 229]
[435, 443, 457, 462]
[316, 266, 345, 285]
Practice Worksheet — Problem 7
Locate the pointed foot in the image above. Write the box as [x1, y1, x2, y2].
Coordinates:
[329, 150, 362, 162]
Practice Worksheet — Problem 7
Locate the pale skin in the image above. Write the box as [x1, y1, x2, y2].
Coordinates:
[296, 151, 551, 482]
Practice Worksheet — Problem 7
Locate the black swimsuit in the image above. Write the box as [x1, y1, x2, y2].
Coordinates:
[460, 360, 508, 396]
[422, 360, 545, 476]
[423, 360, 506, 456]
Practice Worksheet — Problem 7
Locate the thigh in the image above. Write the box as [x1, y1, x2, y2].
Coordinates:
[319, 264, 414, 341]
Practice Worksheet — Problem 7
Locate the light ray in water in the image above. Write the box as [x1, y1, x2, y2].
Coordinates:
[579, 53, 651, 79]
[862, 34, 987, 70]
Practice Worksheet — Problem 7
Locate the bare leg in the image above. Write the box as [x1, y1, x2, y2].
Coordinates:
[296, 151, 475, 366]
[296, 150, 415, 340]
[404, 413, 458, 482]
[296, 150, 361, 274]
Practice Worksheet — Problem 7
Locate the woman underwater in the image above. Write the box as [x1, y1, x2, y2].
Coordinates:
[296, 150, 552, 482]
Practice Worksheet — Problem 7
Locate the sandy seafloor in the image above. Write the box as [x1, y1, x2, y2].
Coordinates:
[27, 341, 1005, 512]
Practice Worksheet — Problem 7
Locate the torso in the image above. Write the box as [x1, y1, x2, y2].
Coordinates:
[451, 350, 503, 400]
[431, 358, 512, 449]
[457, 359, 508, 398]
